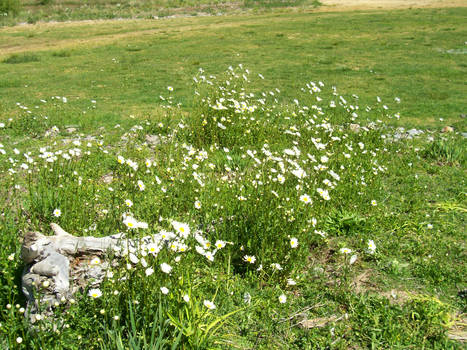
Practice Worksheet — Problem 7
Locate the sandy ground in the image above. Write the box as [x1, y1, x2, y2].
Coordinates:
[319, 0, 467, 11]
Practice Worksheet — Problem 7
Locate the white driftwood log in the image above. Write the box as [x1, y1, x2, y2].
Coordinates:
[21, 223, 153, 323]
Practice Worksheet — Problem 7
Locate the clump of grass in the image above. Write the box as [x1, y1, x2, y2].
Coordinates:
[347, 293, 454, 347]
[243, 0, 308, 9]
[423, 137, 466, 165]
[324, 209, 366, 236]
[51, 50, 71, 57]
[3, 53, 40, 64]
[0, 0, 21, 16]
[38, 0, 54, 5]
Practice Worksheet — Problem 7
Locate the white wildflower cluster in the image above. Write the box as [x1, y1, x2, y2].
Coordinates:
[0, 66, 401, 313]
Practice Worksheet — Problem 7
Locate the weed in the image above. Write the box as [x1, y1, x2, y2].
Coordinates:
[0, 0, 20, 16]
[3, 53, 40, 64]
[423, 137, 466, 166]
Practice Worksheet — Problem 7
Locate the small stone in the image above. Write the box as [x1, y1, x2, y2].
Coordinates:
[349, 124, 360, 133]
[145, 134, 161, 146]
[66, 128, 77, 133]
[441, 126, 454, 133]
[44, 128, 60, 137]
[100, 173, 113, 184]
[407, 129, 424, 137]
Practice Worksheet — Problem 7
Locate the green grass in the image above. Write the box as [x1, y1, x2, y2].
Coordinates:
[0, 8, 466, 130]
[2, 52, 39, 63]
[0, 6, 466, 350]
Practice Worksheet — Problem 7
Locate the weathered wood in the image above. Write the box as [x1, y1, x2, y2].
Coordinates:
[21, 223, 152, 323]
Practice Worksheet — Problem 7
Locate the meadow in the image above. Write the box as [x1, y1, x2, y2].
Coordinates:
[0, 4, 466, 349]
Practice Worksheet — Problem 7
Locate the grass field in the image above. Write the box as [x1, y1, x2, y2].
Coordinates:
[0, 4, 466, 349]
[1, 7, 466, 129]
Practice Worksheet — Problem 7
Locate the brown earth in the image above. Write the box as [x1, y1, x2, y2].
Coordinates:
[319, 0, 467, 11]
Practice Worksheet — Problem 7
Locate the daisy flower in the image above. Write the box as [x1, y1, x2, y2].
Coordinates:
[244, 255, 256, 264]
[123, 216, 138, 229]
[215, 240, 226, 249]
[367, 240, 376, 254]
[172, 221, 190, 238]
[203, 300, 216, 310]
[340, 247, 352, 254]
[290, 237, 299, 248]
[317, 188, 331, 201]
[53, 209, 62, 217]
[277, 174, 285, 184]
[160, 263, 172, 274]
[88, 288, 102, 299]
[278, 294, 287, 304]
[90, 257, 101, 266]
[137, 180, 145, 191]
[299, 194, 312, 204]
[291, 168, 306, 179]
[271, 263, 283, 270]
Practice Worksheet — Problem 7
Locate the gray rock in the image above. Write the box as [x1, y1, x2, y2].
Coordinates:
[407, 129, 424, 137]
[100, 173, 113, 184]
[146, 134, 161, 146]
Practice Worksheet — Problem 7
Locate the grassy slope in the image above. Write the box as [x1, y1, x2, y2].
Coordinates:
[0, 7, 466, 130]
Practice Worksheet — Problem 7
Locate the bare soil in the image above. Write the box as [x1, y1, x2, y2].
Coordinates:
[319, 0, 467, 11]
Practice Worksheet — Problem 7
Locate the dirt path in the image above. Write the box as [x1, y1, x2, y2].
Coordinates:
[318, 0, 467, 12]
[319, 0, 467, 11]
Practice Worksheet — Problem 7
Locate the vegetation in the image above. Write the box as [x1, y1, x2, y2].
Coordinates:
[0, 5, 465, 349]
[0, 7, 465, 129]
[0, 0, 21, 16]
[0, 0, 320, 25]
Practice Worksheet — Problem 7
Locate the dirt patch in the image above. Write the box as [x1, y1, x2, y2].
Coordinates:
[318, 0, 467, 11]
[298, 314, 343, 329]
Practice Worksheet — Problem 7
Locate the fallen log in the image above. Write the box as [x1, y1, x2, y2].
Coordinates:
[21, 223, 152, 323]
